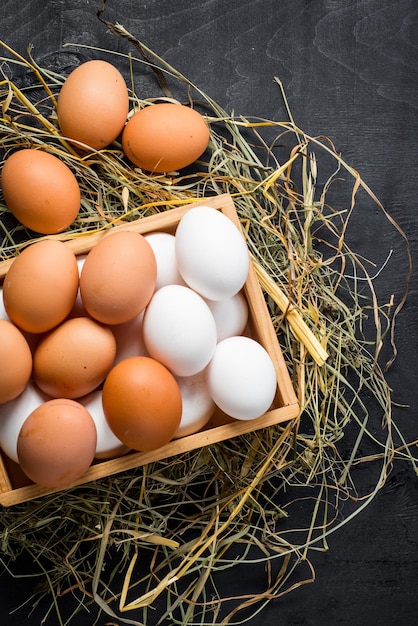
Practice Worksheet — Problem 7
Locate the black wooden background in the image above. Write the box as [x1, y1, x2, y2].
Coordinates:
[0, 1, 417, 625]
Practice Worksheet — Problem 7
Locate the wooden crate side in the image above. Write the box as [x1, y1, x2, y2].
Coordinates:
[0, 453, 12, 496]
[0, 402, 299, 507]
[0, 195, 231, 279]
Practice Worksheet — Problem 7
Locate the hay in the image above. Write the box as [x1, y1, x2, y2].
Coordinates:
[0, 13, 415, 626]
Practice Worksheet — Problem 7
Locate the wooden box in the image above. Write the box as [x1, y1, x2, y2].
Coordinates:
[0, 193, 299, 506]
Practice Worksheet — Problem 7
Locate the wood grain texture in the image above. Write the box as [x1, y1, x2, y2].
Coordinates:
[0, 1, 417, 624]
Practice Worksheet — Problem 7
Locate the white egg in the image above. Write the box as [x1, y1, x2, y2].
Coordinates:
[206, 336, 277, 420]
[111, 310, 148, 365]
[173, 370, 216, 438]
[0, 287, 8, 320]
[145, 232, 186, 290]
[79, 390, 131, 459]
[68, 255, 88, 317]
[77, 255, 86, 274]
[175, 205, 250, 301]
[143, 284, 217, 377]
[0, 380, 50, 462]
[205, 291, 249, 342]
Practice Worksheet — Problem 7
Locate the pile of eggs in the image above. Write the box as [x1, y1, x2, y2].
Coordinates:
[0, 205, 278, 489]
[1, 59, 211, 235]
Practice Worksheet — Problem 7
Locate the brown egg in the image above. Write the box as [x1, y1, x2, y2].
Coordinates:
[33, 316, 117, 399]
[80, 230, 157, 325]
[0, 319, 32, 403]
[122, 103, 210, 173]
[102, 356, 182, 452]
[1, 149, 81, 234]
[17, 398, 97, 488]
[3, 240, 79, 334]
[57, 60, 129, 150]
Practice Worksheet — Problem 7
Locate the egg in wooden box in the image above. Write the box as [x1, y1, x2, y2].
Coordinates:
[170, 205, 277, 421]
[0, 381, 50, 464]
[144, 232, 187, 290]
[79, 230, 157, 325]
[174, 204, 250, 301]
[2, 239, 79, 334]
[0, 194, 299, 506]
[206, 336, 278, 421]
[173, 371, 216, 439]
[141, 205, 251, 379]
[205, 292, 249, 342]
[142, 284, 218, 377]
[111, 311, 148, 366]
[0, 319, 32, 404]
[102, 356, 183, 452]
[16, 399, 97, 488]
[79, 390, 131, 460]
[32, 316, 117, 399]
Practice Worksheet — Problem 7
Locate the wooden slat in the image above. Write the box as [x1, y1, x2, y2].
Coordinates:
[0, 194, 231, 280]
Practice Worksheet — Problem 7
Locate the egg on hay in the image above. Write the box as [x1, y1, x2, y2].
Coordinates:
[122, 102, 210, 173]
[56, 59, 130, 151]
[0, 27, 404, 626]
[1, 149, 81, 234]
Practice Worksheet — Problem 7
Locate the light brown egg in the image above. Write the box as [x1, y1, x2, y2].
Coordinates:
[3, 240, 79, 334]
[80, 230, 157, 325]
[57, 60, 129, 150]
[122, 103, 210, 173]
[1, 149, 81, 234]
[102, 356, 182, 452]
[33, 316, 117, 399]
[0, 319, 32, 403]
[17, 398, 97, 488]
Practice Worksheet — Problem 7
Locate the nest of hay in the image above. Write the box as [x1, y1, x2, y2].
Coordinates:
[0, 12, 413, 626]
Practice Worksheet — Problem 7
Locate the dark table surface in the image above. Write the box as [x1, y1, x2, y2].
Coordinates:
[0, 1, 417, 625]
